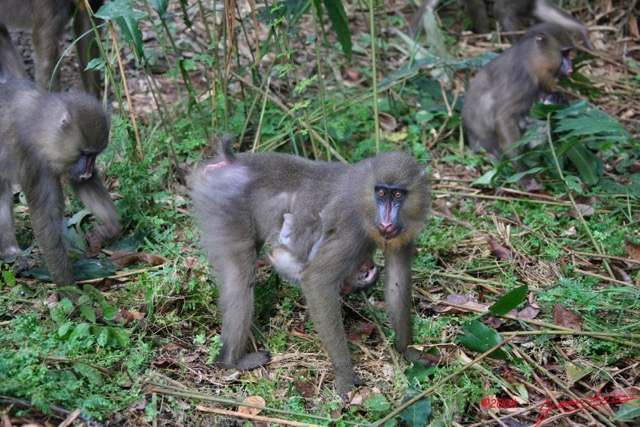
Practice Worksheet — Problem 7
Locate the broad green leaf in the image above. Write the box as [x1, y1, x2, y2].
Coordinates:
[472, 169, 498, 186]
[504, 167, 544, 184]
[149, 0, 169, 19]
[457, 320, 510, 359]
[102, 306, 119, 321]
[399, 393, 432, 426]
[365, 395, 392, 412]
[489, 285, 528, 316]
[323, 0, 352, 59]
[74, 364, 104, 386]
[92, 326, 109, 347]
[565, 144, 602, 186]
[79, 305, 97, 323]
[58, 321, 74, 337]
[613, 398, 640, 421]
[70, 323, 91, 340]
[109, 327, 131, 347]
[1, 271, 16, 287]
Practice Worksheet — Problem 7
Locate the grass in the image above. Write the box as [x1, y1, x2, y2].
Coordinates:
[1, 0, 640, 426]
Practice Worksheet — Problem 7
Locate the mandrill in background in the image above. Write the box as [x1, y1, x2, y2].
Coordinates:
[462, 22, 576, 175]
[190, 136, 430, 398]
[0, 78, 120, 288]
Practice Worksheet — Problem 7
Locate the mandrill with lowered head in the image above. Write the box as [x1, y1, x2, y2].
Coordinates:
[0, 78, 120, 288]
[190, 136, 430, 398]
[462, 23, 575, 173]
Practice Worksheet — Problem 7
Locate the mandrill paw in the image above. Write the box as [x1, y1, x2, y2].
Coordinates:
[335, 373, 364, 401]
[217, 351, 272, 371]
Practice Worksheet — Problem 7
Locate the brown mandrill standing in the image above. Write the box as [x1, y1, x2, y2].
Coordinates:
[190, 136, 430, 398]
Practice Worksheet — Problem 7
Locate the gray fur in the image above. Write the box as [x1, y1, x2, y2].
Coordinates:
[0, 0, 103, 96]
[190, 138, 430, 398]
[0, 78, 119, 286]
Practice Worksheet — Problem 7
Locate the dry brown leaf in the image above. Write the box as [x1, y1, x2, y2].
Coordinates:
[485, 237, 512, 260]
[294, 380, 315, 399]
[238, 396, 265, 415]
[378, 112, 397, 131]
[568, 204, 595, 219]
[518, 303, 540, 320]
[432, 294, 489, 313]
[625, 240, 640, 261]
[110, 250, 169, 267]
[113, 310, 145, 324]
[611, 265, 633, 285]
[552, 304, 582, 330]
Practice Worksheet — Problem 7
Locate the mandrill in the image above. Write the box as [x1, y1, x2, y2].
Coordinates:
[190, 136, 430, 398]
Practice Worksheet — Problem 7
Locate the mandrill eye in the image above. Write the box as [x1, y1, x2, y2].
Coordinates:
[392, 190, 404, 200]
[377, 188, 387, 197]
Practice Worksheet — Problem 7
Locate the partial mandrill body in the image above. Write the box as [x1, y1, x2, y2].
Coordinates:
[464, 0, 593, 49]
[190, 137, 430, 397]
[0, 0, 103, 95]
[268, 212, 379, 293]
[462, 23, 574, 169]
[0, 79, 119, 287]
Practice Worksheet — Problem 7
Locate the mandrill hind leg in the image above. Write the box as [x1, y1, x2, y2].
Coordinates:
[213, 238, 271, 370]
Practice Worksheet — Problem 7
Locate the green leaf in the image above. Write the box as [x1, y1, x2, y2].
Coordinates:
[50, 298, 74, 324]
[457, 320, 510, 359]
[58, 321, 74, 337]
[489, 285, 528, 316]
[109, 327, 131, 347]
[399, 393, 432, 426]
[365, 394, 392, 412]
[73, 364, 104, 386]
[1, 271, 16, 287]
[405, 361, 436, 383]
[79, 305, 97, 323]
[472, 169, 498, 186]
[613, 398, 640, 421]
[149, 0, 169, 19]
[323, 0, 352, 59]
[504, 167, 545, 184]
[102, 306, 118, 321]
[70, 323, 91, 340]
[92, 326, 109, 347]
[96, 0, 146, 61]
[565, 144, 602, 186]
[86, 57, 106, 71]
[312, 0, 325, 33]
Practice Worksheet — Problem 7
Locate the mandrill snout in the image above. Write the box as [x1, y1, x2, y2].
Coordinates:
[378, 222, 401, 239]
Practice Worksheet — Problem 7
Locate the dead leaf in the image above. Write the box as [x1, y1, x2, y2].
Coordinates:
[347, 322, 376, 343]
[110, 250, 169, 267]
[625, 240, 640, 261]
[330, 408, 342, 419]
[552, 304, 582, 330]
[611, 265, 633, 285]
[113, 310, 145, 324]
[432, 294, 490, 313]
[486, 237, 512, 260]
[86, 232, 103, 257]
[518, 304, 540, 320]
[378, 112, 397, 131]
[523, 179, 542, 192]
[182, 257, 197, 269]
[294, 380, 315, 399]
[238, 396, 265, 415]
[568, 204, 595, 219]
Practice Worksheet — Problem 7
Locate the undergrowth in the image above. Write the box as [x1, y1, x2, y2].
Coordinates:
[1, 0, 639, 426]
